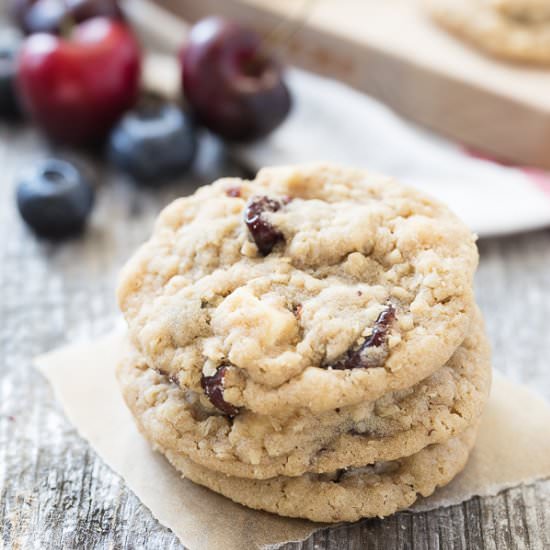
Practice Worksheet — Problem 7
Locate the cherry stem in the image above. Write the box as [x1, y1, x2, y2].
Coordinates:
[58, 0, 76, 39]
[257, 0, 319, 62]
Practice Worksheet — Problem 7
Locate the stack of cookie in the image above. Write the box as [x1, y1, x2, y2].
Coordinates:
[117, 164, 491, 522]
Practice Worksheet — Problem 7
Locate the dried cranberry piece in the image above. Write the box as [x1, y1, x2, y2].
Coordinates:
[226, 186, 241, 198]
[244, 195, 286, 255]
[362, 305, 396, 347]
[200, 365, 239, 417]
[327, 304, 396, 370]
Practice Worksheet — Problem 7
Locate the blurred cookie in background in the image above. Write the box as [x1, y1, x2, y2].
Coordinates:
[424, 0, 550, 63]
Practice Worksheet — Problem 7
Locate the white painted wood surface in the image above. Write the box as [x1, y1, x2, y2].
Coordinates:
[1, 121, 550, 548]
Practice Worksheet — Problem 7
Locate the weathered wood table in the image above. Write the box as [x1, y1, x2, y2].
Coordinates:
[1, 121, 550, 549]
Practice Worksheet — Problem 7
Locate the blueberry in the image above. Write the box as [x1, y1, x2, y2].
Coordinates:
[16, 159, 95, 239]
[0, 29, 22, 119]
[10, 0, 66, 35]
[108, 99, 197, 184]
[9, 0, 122, 35]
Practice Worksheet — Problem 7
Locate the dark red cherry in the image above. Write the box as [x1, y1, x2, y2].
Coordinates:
[181, 17, 291, 143]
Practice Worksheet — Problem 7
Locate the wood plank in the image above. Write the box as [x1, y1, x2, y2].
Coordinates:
[151, 0, 550, 169]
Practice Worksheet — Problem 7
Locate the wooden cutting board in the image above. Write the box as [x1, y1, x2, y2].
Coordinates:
[150, 0, 550, 169]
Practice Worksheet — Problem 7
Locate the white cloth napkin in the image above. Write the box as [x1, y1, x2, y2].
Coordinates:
[237, 69, 550, 238]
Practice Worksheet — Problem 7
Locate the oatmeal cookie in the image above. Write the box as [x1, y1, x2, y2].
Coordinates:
[161, 426, 478, 522]
[425, 0, 550, 63]
[118, 164, 478, 417]
[492, 0, 550, 23]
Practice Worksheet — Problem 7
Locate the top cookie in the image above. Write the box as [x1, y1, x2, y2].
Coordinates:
[118, 164, 478, 416]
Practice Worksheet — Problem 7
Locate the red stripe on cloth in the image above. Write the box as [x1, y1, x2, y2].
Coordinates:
[521, 169, 550, 195]
[463, 147, 550, 196]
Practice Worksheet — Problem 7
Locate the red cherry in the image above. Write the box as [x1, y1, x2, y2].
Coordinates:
[181, 17, 291, 143]
[17, 17, 141, 146]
